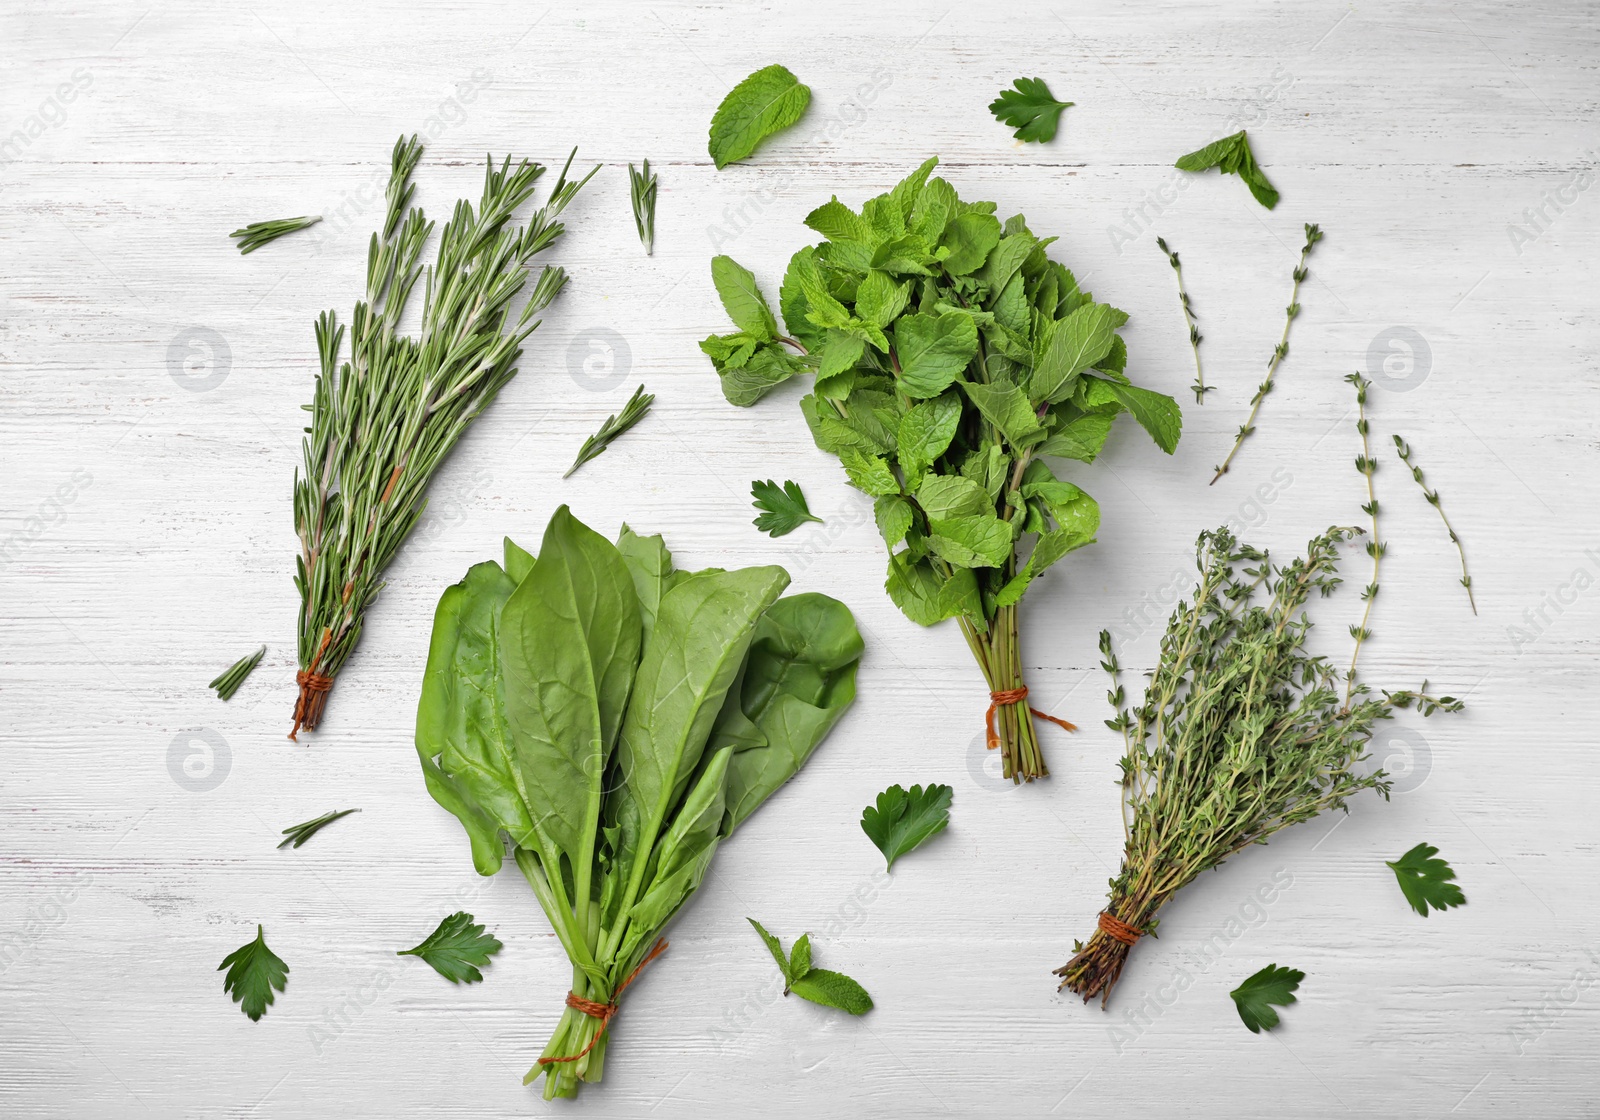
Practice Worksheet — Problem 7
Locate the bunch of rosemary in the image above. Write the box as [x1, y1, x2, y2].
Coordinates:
[291, 135, 595, 737]
[1056, 525, 1460, 1004]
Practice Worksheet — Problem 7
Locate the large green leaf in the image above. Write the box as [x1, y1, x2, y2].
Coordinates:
[710, 255, 778, 340]
[962, 380, 1044, 448]
[1029, 302, 1126, 404]
[896, 393, 962, 487]
[616, 525, 674, 646]
[892, 311, 978, 398]
[927, 514, 1013, 568]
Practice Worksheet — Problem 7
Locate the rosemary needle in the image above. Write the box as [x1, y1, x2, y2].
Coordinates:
[278, 808, 360, 849]
[565, 384, 655, 478]
[628, 160, 658, 256]
[209, 645, 266, 700]
[229, 215, 322, 254]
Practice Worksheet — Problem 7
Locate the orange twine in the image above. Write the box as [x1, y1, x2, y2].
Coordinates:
[1097, 911, 1143, 946]
[288, 670, 334, 741]
[985, 686, 1077, 750]
[537, 938, 669, 1066]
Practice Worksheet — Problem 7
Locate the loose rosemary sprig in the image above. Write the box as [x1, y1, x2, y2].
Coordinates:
[1156, 237, 1206, 403]
[1394, 434, 1476, 615]
[278, 808, 360, 849]
[564, 383, 654, 477]
[209, 645, 265, 700]
[628, 160, 658, 255]
[230, 215, 322, 254]
[1345, 372, 1383, 704]
[291, 135, 597, 737]
[1211, 222, 1323, 484]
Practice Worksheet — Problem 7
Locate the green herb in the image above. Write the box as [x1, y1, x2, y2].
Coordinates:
[1211, 223, 1322, 484]
[277, 807, 360, 849]
[747, 919, 873, 1014]
[1345, 372, 1383, 702]
[398, 911, 504, 983]
[218, 924, 289, 1021]
[414, 506, 863, 1097]
[859, 783, 952, 870]
[628, 160, 657, 255]
[290, 135, 595, 737]
[209, 645, 265, 700]
[708, 64, 811, 169]
[229, 214, 322, 254]
[702, 157, 1179, 781]
[751, 479, 822, 537]
[988, 77, 1073, 143]
[1175, 130, 1279, 209]
[1230, 964, 1303, 1033]
[565, 384, 655, 478]
[1387, 843, 1465, 917]
[1393, 435, 1476, 614]
[1055, 526, 1462, 1005]
[1156, 237, 1206, 403]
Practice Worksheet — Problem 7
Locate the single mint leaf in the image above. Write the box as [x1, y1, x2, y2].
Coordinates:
[989, 77, 1073, 144]
[1229, 963, 1303, 1033]
[218, 924, 289, 1021]
[751, 479, 822, 537]
[709, 64, 811, 169]
[1094, 379, 1182, 454]
[748, 917, 793, 984]
[893, 311, 978, 398]
[789, 933, 812, 979]
[860, 782, 953, 869]
[1030, 302, 1125, 405]
[1174, 130, 1280, 210]
[1387, 843, 1466, 917]
[711, 255, 778, 340]
[398, 911, 503, 984]
[790, 968, 874, 1015]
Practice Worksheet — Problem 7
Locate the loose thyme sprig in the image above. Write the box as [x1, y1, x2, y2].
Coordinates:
[1345, 372, 1383, 705]
[1156, 237, 1206, 403]
[278, 808, 360, 849]
[628, 160, 658, 255]
[209, 645, 266, 700]
[565, 384, 655, 478]
[1394, 434, 1476, 615]
[1212, 223, 1323, 484]
[230, 215, 322, 254]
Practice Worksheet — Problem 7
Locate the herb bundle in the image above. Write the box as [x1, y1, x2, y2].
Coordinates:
[414, 506, 862, 1097]
[1055, 526, 1461, 1005]
[702, 157, 1180, 781]
[290, 135, 595, 737]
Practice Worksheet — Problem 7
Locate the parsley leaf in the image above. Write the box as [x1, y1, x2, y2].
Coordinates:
[1229, 963, 1303, 1033]
[398, 911, 503, 984]
[860, 783, 953, 870]
[989, 78, 1074, 144]
[218, 924, 289, 1021]
[747, 919, 873, 1014]
[1174, 130, 1280, 209]
[751, 479, 822, 537]
[709, 64, 811, 169]
[1387, 843, 1466, 917]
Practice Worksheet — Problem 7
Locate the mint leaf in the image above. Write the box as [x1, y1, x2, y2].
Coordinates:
[1030, 302, 1126, 405]
[398, 911, 503, 984]
[893, 311, 978, 398]
[1229, 963, 1303, 1033]
[219, 924, 289, 1021]
[927, 514, 1013, 568]
[962, 381, 1044, 448]
[789, 933, 812, 978]
[1174, 130, 1280, 210]
[1094, 379, 1182, 454]
[789, 968, 874, 1015]
[860, 782, 953, 869]
[1387, 843, 1466, 917]
[748, 918, 794, 984]
[989, 77, 1073, 144]
[709, 64, 811, 169]
[751, 479, 822, 537]
[896, 394, 962, 486]
[710, 255, 778, 340]
[916, 473, 990, 520]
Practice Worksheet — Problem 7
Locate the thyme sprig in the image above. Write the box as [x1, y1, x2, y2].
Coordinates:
[1212, 223, 1323, 484]
[1394, 434, 1476, 615]
[1345, 372, 1383, 703]
[209, 645, 265, 700]
[1156, 237, 1206, 403]
[230, 215, 322, 254]
[628, 160, 658, 255]
[564, 384, 655, 478]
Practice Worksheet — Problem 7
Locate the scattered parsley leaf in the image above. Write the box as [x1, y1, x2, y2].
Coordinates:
[398, 911, 503, 984]
[565, 384, 655, 478]
[1174, 130, 1280, 209]
[1229, 963, 1303, 1033]
[277, 807, 360, 849]
[708, 64, 811, 169]
[229, 215, 321, 254]
[860, 783, 952, 870]
[988, 78, 1073, 144]
[1387, 843, 1466, 917]
[209, 645, 265, 700]
[218, 924, 289, 1021]
[748, 919, 873, 1014]
[751, 479, 822, 537]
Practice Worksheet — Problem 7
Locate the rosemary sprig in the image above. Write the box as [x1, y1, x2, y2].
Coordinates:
[278, 808, 360, 849]
[628, 160, 658, 255]
[1211, 222, 1323, 484]
[230, 215, 322, 254]
[291, 135, 597, 738]
[1156, 236, 1205, 403]
[1394, 434, 1476, 615]
[209, 645, 265, 700]
[1345, 372, 1383, 704]
[564, 384, 655, 478]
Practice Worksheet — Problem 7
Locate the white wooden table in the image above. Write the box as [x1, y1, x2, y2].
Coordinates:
[4, 2, 1596, 1115]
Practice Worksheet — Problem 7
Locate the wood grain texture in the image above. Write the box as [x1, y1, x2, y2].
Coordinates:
[2, 0, 1597, 1115]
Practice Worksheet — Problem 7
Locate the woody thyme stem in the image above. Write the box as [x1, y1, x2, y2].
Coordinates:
[1156, 237, 1206, 403]
[1393, 434, 1477, 615]
[1344, 372, 1382, 706]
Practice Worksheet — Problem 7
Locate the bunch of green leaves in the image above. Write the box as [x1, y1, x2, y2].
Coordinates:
[1175, 130, 1279, 209]
[230, 214, 321, 254]
[860, 782, 952, 869]
[708, 64, 811, 169]
[1230, 964, 1303, 1033]
[751, 479, 821, 537]
[218, 925, 289, 1021]
[414, 505, 863, 1097]
[989, 77, 1073, 143]
[701, 157, 1179, 780]
[565, 384, 654, 478]
[1056, 525, 1462, 1005]
[399, 911, 503, 983]
[1387, 843, 1465, 916]
[209, 645, 265, 700]
[748, 919, 873, 1014]
[291, 135, 595, 736]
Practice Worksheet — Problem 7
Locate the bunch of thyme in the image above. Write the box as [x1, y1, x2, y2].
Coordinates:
[1055, 525, 1461, 1005]
[290, 135, 596, 737]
